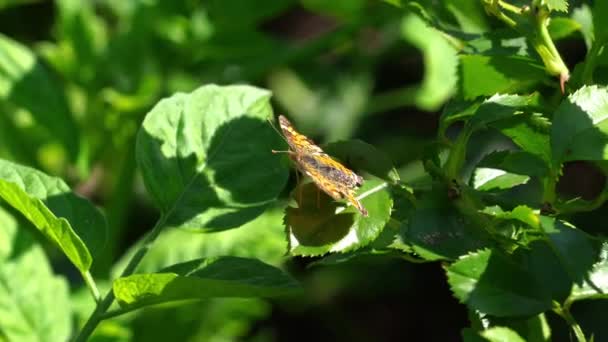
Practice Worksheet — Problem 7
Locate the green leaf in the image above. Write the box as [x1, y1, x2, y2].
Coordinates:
[136, 84, 289, 231]
[551, 85, 608, 167]
[543, 0, 568, 13]
[446, 249, 553, 317]
[460, 55, 546, 100]
[444, 0, 489, 34]
[477, 151, 549, 178]
[401, 13, 458, 111]
[112, 208, 287, 277]
[403, 194, 492, 261]
[480, 327, 526, 342]
[593, 1, 608, 42]
[491, 113, 552, 165]
[569, 241, 608, 302]
[0, 207, 71, 342]
[0, 33, 79, 160]
[472, 168, 530, 191]
[548, 17, 581, 40]
[0, 159, 106, 273]
[286, 178, 392, 256]
[113, 256, 301, 310]
[468, 93, 540, 131]
[324, 140, 400, 184]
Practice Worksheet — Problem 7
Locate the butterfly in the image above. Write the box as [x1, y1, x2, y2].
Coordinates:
[272, 115, 368, 217]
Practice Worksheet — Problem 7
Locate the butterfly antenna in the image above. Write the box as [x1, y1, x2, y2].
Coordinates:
[267, 115, 288, 144]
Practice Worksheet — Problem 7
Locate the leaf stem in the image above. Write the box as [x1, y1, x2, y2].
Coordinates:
[553, 303, 587, 342]
[72, 217, 167, 342]
[82, 271, 101, 303]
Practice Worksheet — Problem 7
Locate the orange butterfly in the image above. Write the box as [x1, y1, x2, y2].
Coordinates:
[272, 115, 368, 216]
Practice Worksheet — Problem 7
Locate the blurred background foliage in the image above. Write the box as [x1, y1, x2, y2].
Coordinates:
[0, 0, 597, 341]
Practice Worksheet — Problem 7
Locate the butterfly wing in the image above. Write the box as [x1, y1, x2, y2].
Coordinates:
[278, 115, 323, 154]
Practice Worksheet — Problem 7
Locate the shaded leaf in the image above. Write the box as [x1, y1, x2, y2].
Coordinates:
[136, 84, 289, 231]
[446, 249, 553, 317]
[403, 193, 491, 261]
[113, 256, 301, 310]
[0, 33, 79, 160]
[0, 159, 106, 273]
[551, 85, 608, 167]
[477, 151, 549, 178]
[286, 179, 392, 256]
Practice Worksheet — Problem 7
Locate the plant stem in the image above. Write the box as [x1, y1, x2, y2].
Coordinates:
[82, 271, 101, 303]
[554, 304, 587, 342]
[72, 218, 167, 342]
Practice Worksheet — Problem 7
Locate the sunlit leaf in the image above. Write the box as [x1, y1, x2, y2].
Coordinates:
[0, 207, 71, 342]
[136, 84, 289, 231]
[113, 257, 301, 310]
[0, 159, 106, 273]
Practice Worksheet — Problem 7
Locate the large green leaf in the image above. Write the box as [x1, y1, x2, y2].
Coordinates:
[491, 113, 551, 165]
[460, 55, 546, 100]
[551, 85, 608, 167]
[136, 84, 289, 231]
[446, 249, 553, 317]
[0, 159, 106, 273]
[113, 257, 301, 310]
[0, 207, 71, 342]
[0, 33, 79, 160]
[286, 178, 392, 256]
[112, 208, 287, 277]
[401, 13, 458, 111]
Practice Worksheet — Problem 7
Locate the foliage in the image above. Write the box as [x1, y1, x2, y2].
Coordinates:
[1, 0, 608, 341]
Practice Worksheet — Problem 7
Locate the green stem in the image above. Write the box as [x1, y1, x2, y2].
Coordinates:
[581, 40, 605, 85]
[553, 303, 587, 342]
[82, 271, 101, 303]
[72, 218, 167, 342]
[443, 127, 472, 180]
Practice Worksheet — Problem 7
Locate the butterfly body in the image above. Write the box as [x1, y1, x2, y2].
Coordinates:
[276, 115, 368, 216]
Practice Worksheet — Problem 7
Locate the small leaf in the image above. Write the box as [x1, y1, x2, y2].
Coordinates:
[0, 33, 79, 160]
[446, 249, 552, 317]
[0, 207, 71, 342]
[549, 17, 581, 40]
[460, 55, 546, 100]
[136, 84, 289, 231]
[551, 85, 608, 167]
[480, 327, 526, 342]
[544, 0, 568, 13]
[286, 179, 392, 256]
[472, 168, 530, 191]
[0, 159, 106, 273]
[401, 13, 458, 110]
[113, 257, 301, 310]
